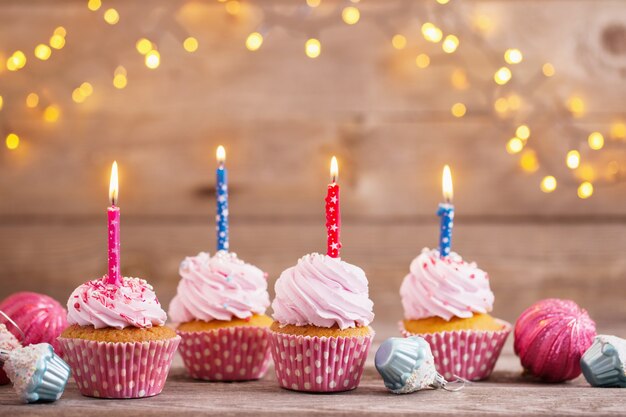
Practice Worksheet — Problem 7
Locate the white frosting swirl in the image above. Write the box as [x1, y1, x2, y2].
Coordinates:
[271, 253, 375, 330]
[168, 251, 270, 323]
[400, 248, 494, 321]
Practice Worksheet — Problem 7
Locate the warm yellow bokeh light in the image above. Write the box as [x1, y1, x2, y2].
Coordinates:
[540, 176, 557, 193]
[507, 94, 522, 110]
[104, 8, 120, 25]
[26, 93, 39, 108]
[183, 37, 199, 53]
[588, 132, 604, 150]
[451, 68, 468, 90]
[79, 82, 93, 96]
[87, 0, 101, 11]
[542, 63, 555, 77]
[5, 133, 20, 150]
[49, 35, 65, 50]
[54, 26, 67, 37]
[422, 23, 443, 43]
[34, 44, 52, 61]
[442, 35, 459, 53]
[341, 6, 360, 25]
[494, 98, 508, 113]
[391, 34, 407, 50]
[136, 38, 153, 55]
[415, 53, 430, 69]
[567, 96, 585, 117]
[43, 105, 61, 123]
[306, 0, 321, 7]
[246, 32, 264, 51]
[224, 1, 241, 15]
[494, 67, 512, 85]
[436, 0, 450, 4]
[113, 74, 127, 89]
[506, 137, 524, 154]
[520, 150, 539, 173]
[305, 38, 321, 58]
[610, 122, 626, 140]
[72, 88, 86, 103]
[7, 51, 27, 71]
[577, 182, 593, 199]
[473, 14, 493, 34]
[451, 102, 466, 118]
[145, 50, 160, 69]
[516, 125, 530, 140]
[504, 48, 523, 64]
[0, 96, 3, 111]
[566, 150, 580, 169]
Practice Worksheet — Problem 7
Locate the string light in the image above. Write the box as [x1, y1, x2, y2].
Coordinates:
[145, 50, 160, 69]
[566, 96, 585, 117]
[442, 35, 459, 53]
[87, 0, 101, 11]
[43, 105, 61, 123]
[341, 7, 360, 25]
[26, 93, 39, 108]
[504, 48, 523, 64]
[588, 132, 604, 150]
[306, 0, 321, 7]
[566, 150, 580, 169]
[494, 67, 512, 85]
[451, 68, 468, 90]
[520, 150, 539, 172]
[542, 63, 555, 77]
[305, 38, 321, 58]
[451, 102, 466, 118]
[104, 8, 120, 25]
[54, 27, 67, 37]
[7, 51, 27, 71]
[610, 122, 626, 140]
[494, 98, 508, 113]
[540, 176, 557, 193]
[246, 32, 264, 51]
[436, 0, 450, 4]
[506, 137, 524, 154]
[49, 34, 65, 50]
[415, 53, 430, 68]
[183, 37, 199, 53]
[577, 181, 593, 199]
[136, 38, 153, 55]
[516, 125, 530, 140]
[113, 66, 127, 89]
[391, 34, 406, 50]
[34, 44, 52, 61]
[72, 88, 86, 103]
[224, 1, 241, 15]
[5, 133, 20, 150]
[421, 23, 443, 43]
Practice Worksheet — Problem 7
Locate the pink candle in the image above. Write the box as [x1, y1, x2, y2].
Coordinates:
[107, 161, 121, 286]
[325, 156, 341, 258]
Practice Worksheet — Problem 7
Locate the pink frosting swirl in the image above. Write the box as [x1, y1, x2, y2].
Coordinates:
[67, 277, 167, 329]
[400, 248, 494, 321]
[168, 251, 270, 323]
[271, 253, 375, 330]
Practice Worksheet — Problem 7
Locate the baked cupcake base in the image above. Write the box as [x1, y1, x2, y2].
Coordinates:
[176, 314, 273, 382]
[269, 323, 374, 393]
[58, 325, 180, 399]
[400, 318, 511, 381]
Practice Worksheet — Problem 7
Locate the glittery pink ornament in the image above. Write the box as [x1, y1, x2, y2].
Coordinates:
[0, 292, 68, 354]
[514, 298, 596, 382]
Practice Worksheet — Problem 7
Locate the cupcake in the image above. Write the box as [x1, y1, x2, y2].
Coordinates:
[270, 253, 375, 392]
[580, 335, 626, 388]
[58, 276, 180, 398]
[399, 248, 510, 381]
[169, 251, 272, 381]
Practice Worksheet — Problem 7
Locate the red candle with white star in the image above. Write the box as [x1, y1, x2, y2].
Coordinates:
[325, 156, 341, 258]
[107, 161, 121, 286]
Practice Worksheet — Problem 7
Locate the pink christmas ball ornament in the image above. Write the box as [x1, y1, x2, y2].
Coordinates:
[514, 298, 596, 382]
[0, 292, 68, 353]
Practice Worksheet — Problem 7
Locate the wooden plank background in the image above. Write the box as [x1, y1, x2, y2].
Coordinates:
[0, 0, 625, 329]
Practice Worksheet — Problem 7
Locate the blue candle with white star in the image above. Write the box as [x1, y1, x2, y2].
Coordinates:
[438, 165, 454, 258]
[216, 145, 229, 252]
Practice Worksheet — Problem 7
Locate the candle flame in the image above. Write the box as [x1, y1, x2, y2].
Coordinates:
[330, 156, 339, 183]
[216, 145, 226, 165]
[109, 161, 119, 206]
[442, 164, 453, 203]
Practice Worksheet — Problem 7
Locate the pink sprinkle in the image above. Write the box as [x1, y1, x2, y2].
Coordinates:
[423, 263, 428, 269]
[443, 301, 449, 306]
[470, 274, 475, 279]
[74, 302, 80, 310]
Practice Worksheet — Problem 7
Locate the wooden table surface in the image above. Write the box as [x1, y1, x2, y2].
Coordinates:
[2, 332, 625, 417]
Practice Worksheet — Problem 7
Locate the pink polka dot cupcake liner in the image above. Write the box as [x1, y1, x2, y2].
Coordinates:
[57, 335, 180, 399]
[400, 320, 511, 381]
[269, 330, 374, 393]
[176, 326, 272, 381]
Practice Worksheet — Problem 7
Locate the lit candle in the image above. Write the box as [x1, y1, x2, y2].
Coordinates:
[325, 156, 341, 258]
[216, 145, 229, 252]
[438, 165, 454, 258]
[107, 161, 121, 286]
